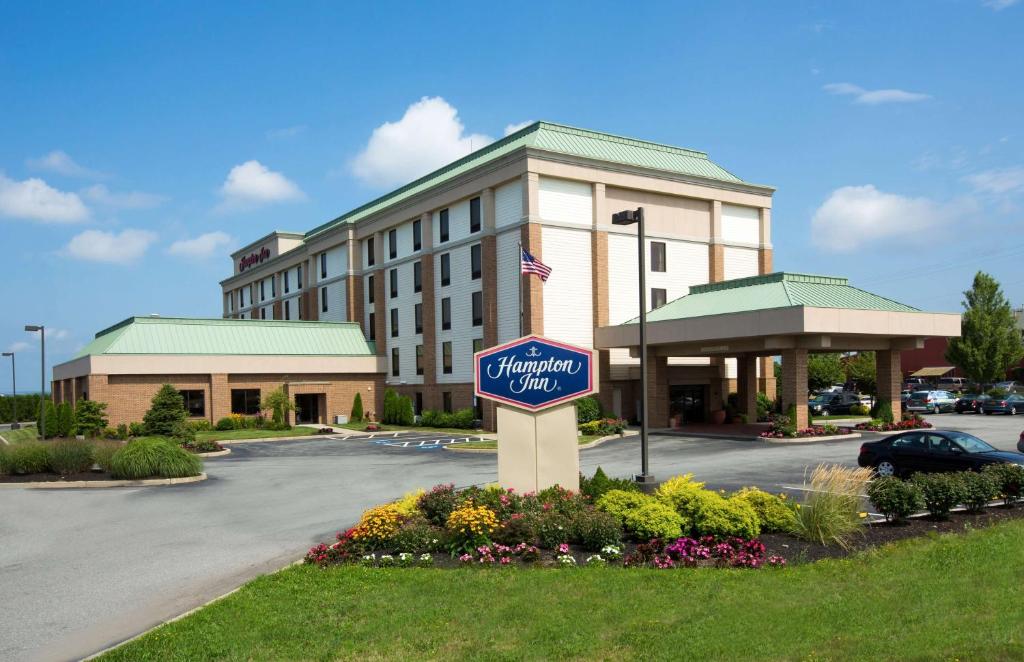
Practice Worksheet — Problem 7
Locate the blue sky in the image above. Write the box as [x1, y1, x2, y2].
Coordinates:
[1, 1, 1022, 394]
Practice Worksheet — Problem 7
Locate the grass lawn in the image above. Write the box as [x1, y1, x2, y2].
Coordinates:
[0, 425, 38, 445]
[334, 421, 486, 436]
[99, 519, 1024, 661]
[194, 428, 322, 442]
[458, 434, 607, 450]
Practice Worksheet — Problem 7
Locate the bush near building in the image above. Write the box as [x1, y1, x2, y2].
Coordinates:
[143, 385, 187, 436]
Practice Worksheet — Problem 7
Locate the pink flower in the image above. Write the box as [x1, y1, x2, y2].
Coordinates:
[557, 543, 570, 554]
[500, 556, 511, 565]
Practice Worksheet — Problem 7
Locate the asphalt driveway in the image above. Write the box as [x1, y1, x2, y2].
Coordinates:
[2, 412, 1021, 661]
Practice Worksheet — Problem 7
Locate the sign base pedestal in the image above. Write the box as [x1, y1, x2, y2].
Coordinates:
[497, 402, 580, 493]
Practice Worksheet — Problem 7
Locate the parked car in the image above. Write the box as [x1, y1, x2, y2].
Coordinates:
[994, 381, 1021, 393]
[903, 377, 930, 391]
[808, 392, 862, 416]
[938, 376, 967, 391]
[1018, 429, 1024, 453]
[954, 393, 990, 414]
[858, 430, 1024, 478]
[900, 390, 913, 405]
[982, 394, 1024, 415]
[905, 390, 957, 414]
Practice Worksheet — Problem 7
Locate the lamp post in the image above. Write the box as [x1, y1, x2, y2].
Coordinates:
[24, 325, 44, 439]
[611, 207, 654, 484]
[2, 352, 17, 430]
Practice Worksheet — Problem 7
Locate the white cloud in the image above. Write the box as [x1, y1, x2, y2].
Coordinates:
[7, 341, 31, 353]
[0, 174, 89, 223]
[22, 327, 70, 342]
[983, 0, 1018, 9]
[217, 160, 305, 211]
[82, 184, 166, 210]
[963, 167, 1024, 195]
[823, 82, 931, 105]
[351, 97, 493, 188]
[504, 120, 535, 136]
[811, 185, 966, 251]
[266, 125, 307, 140]
[26, 150, 108, 179]
[63, 228, 157, 264]
[168, 231, 233, 259]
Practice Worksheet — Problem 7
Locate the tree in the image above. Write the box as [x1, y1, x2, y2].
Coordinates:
[260, 387, 295, 428]
[807, 353, 844, 391]
[946, 272, 1024, 385]
[143, 384, 187, 436]
[845, 351, 876, 396]
[74, 400, 108, 437]
[350, 392, 363, 422]
[382, 388, 398, 424]
[56, 402, 76, 437]
[42, 400, 59, 439]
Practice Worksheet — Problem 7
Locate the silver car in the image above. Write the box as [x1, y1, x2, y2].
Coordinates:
[905, 390, 957, 414]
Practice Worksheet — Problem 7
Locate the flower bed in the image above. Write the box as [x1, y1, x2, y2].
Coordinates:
[854, 416, 932, 432]
[760, 424, 853, 439]
[578, 417, 628, 436]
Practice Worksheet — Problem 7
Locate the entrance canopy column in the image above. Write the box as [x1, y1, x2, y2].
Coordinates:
[736, 354, 758, 421]
[781, 349, 808, 429]
[876, 350, 902, 421]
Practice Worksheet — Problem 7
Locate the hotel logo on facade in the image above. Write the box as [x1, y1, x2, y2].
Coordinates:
[238, 246, 271, 272]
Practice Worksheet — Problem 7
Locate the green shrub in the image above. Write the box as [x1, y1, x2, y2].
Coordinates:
[395, 395, 414, 426]
[187, 419, 213, 432]
[143, 385, 187, 436]
[260, 387, 295, 427]
[215, 417, 238, 431]
[128, 422, 146, 437]
[8, 442, 50, 474]
[0, 447, 10, 475]
[42, 400, 59, 439]
[580, 466, 639, 501]
[732, 487, 796, 533]
[392, 518, 441, 553]
[186, 439, 222, 453]
[867, 477, 924, 523]
[74, 400, 109, 438]
[102, 427, 120, 440]
[790, 464, 872, 549]
[56, 402, 76, 437]
[910, 473, 964, 519]
[110, 438, 202, 479]
[654, 474, 710, 519]
[959, 471, 998, 513]
[170, 420, 196, 444]
[417, 484, 459, 527]
[451, 408, 475, 429]
[595, 489, 650, 521]
[537, 513, 573, 548]
[116, 423, 130, 440]
[621, 501, 684, 541]
[691, 494, 761, 539]
[987, 388, 1008, 399]
[350, 392, 364, 422]
[382, 389, 398, 424]
[982, 463, 1024, 506]
[756, 392, 773, 421]
[92, 440, 122, 471]
[47, 440, 94, 475]
[575, 395, 602, 424]
[849, 403, 870, 416]
[573, 509, 622, 551]
[493, 513, 539, 545]
[876, 400, 894, 424]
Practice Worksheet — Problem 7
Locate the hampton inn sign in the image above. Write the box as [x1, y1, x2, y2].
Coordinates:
[238, 246, 271, 272]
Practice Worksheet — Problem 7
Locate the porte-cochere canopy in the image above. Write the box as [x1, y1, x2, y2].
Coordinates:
[594, 272, 961, 429]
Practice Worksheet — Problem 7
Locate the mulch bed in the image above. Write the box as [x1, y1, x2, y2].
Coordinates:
[0, 470, 115, 483]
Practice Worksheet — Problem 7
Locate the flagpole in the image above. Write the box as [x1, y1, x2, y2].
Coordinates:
[517, 242, 523, 337]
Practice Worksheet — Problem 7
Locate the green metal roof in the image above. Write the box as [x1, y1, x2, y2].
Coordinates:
[74, 317, 376, 358]
[633, 272, 919, 324]
[304, 121, 765, 240]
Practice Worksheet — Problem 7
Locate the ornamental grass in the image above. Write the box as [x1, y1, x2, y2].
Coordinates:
[789, 464, 872, 549]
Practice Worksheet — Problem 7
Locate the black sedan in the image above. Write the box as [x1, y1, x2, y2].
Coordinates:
[954, 393, 990, 414]
[982, 394, 1024, 415]
[858, 429, 1024, 478]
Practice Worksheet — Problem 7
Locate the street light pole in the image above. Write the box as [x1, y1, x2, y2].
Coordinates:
[611, 207, 654, 484]
[2, 352, 17, 430]
[24, 325, 44, 439]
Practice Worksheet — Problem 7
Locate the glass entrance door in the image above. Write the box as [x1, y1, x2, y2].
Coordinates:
[669, 385, 706, 424]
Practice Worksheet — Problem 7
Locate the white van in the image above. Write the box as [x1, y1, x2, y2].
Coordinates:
[938, 377, 967, 391]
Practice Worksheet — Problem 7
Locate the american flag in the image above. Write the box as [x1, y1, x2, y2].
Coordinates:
[520, 247, 552, 281]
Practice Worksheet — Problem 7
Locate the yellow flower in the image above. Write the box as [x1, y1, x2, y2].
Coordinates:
[858, 512, 868, 519]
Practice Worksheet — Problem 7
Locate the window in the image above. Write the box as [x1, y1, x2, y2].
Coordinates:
[284, 300, 290, 320]
[297, 265, 303, 290]
[471, 244, 481, 280]
[392, 347, 400, 377]
[472, 291, 483, 326]
[240, 287, 245, 307]
[271, 275, 276, 298]
[470, 196, 481, 233]
[416, 345, 424, 375]
[367, 275, 375, 304]
[367, 237, 375, 266]
[321, 286, 328, 313]
[261, 308, 266, 319]
[443, 391, 453, 413]
[297, 299, 302, 320]
[284, 271, 290, 294]
[651, 241, 667, 272]
[415, 303, 423, 334]
[250, 284, 255, 305]
[179, 390, 205, 417]
[413, 219, 422, 251]
[391, 308, 399, 337]
[320, 253, 327, 278]
[368, 312, 376, 340]
[442, 341, 453, 374]
[389, 229, 397, 260]
[413, 261, 422, 293]
[415, 392, 423, 415]
[651, 288, 667, 309]
[260, 280, 265, 301]
[441, 253, 451, 286]
[441, 297, 451, 330]
[390, 268, 398, 298]
[231, 389, 260, 415]
[439, 209, 449, 243]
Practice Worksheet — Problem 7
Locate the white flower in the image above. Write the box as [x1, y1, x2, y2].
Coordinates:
[557, 554, 577, 566]
[586, 555, 606, 565]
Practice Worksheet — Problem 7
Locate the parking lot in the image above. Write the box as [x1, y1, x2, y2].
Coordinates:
[3, 411, 1022, 661]
[332, 430, 491, 451]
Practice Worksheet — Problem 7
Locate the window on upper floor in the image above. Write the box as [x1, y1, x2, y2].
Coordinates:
[413, 261, 422, 293]
[651, 242, 667, 273]
[390, 308, 399, 337]
[389, 229, 397, 260]
[441, 253, 451, 286]
[392, 347, 400, 377]
[284, 299, 290, 320]
[321, 286, 328, 313]
[297, 265, 303, 290]
[284, 271, 290, 294]
[442, 342, 453, 375]
[260, 280, 265, 301]
[367, 237, 375, 266]
[441, 297, 451, 330]
[472, 291, 483, 327]
[471, 244, 481, 280]
[367, 274, 375, 304]
[271, 276, 276, 298]
[651, 288, 667, 310]
[439, 209, 449, 243]
[413, 219, 422, 251]
[415, 303, 423, 334]
[470, 197, 481, 233]
[416, 345, 424, 376]
[390, 268, 398, 299]
[368, 312, 376, 340]
[320, 253, 327, 279]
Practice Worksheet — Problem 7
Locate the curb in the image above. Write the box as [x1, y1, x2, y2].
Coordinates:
[194, 448, 231, 458]
[762, 433, 862, 444]
[218, 434, 322, 445]
[0, 472, 208, 489]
